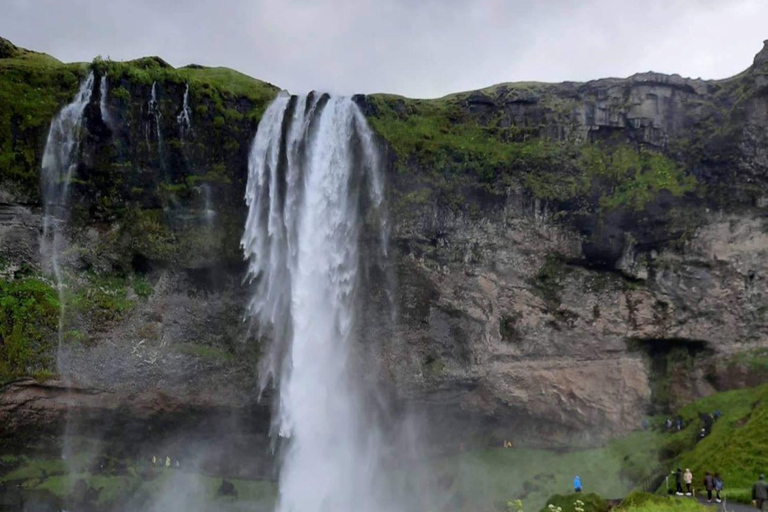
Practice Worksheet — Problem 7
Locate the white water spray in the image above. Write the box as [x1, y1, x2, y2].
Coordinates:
[40, 71, 95, 353]
[241, 93, 389, 512]
[177, 84, 192, 138]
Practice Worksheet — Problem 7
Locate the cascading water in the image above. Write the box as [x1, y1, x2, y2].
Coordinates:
[177, 83, 192, 138]
[241, 93, 389, 512]
[99, 73, 114, 129]
[147, 81, 164, 165]
[40, 71, 95, 351]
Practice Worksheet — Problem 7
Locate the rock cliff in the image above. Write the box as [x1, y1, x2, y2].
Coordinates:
[2, 36, 768, 455]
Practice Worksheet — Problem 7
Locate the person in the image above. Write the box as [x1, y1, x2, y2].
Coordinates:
[700, 428, 707, 439]
[714, 473, 723, 503]
[642, 418, 650, 430]
[574, 475, 582, 493]
[666, 418, 673, 430]
[684, 468, 693, 496]
[675, 468, 684, 496]
[704, 471, 714, 503]
[753, 474, 768, 511]
[713, 409, 722, 420]
[677, 416, 684, 431]
[152, 455, 157, 466]
[165, 456, 171, 468]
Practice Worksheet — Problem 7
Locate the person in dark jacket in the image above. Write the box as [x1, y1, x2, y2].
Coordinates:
[675, 468, 684, 496]
[713, 473, 723, 503]
[754, 475, 768, 511]
[704, 472, 714, 502]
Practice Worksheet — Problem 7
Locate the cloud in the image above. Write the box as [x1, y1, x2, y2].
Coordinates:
[1, 0, 766, 97]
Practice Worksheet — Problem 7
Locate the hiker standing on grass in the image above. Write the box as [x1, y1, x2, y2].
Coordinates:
[713, 473, 723, 503]
[684, 468, 693, 496]
[704, 472, 714, 503]
[753, 474, 768, 511]
[574, 475, 582, 493]
[676, 468, 684, 495]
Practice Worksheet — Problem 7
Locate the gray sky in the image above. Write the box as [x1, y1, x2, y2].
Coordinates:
[2, 0, 767, 98]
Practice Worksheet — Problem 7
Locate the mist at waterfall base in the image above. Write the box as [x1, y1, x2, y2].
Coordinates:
[241, 92, 433, 512]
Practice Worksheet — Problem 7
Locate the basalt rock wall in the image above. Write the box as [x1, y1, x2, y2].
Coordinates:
[2, 37, 768, 451]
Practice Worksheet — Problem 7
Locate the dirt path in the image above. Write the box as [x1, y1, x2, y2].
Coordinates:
[696, 495, 755, 512]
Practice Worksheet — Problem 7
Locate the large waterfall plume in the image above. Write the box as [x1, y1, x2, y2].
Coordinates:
[40, 71, 95, 354]
[241, 92, 393, 512]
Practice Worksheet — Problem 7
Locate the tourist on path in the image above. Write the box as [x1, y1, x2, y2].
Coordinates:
[704, 472, 714, 502]
[574, 475, 582, 493]
[753, 475, 768, 511]
[684, 469, 693, 496]
[714, 473, 723, 503]
[676, 468, 684, 496]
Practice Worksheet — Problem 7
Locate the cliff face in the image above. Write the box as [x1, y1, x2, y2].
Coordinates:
[2, 37, 768, 452]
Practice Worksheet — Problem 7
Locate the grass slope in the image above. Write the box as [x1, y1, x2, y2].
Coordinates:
[666, 383, 768, 502]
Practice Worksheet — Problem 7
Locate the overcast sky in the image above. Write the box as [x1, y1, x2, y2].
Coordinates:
[2, 0, 767, 98]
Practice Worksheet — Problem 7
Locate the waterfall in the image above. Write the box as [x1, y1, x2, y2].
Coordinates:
[147, 81, 164, 165]
[99, 74, 113, 129]
[241, 93, 389, 512]
[40, 71, 95, 350]
[177, 83, 192, 138]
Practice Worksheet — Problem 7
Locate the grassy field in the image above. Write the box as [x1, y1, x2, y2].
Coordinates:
[430, 430, 664, 512]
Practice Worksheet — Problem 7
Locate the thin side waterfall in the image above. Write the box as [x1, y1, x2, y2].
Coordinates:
[40, 71, 95, 354]
[99, 74, 114, 129]
[147, 81, 164, 165]
[177, 83, 192, 138]
[241, 93, 389, 512]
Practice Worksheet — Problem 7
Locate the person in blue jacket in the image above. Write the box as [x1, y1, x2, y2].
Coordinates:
[574, 475, 582, 493]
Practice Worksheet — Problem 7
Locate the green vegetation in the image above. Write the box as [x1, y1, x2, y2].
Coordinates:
[0, 39, 85, 199]
[175, 343, 234, 362]
[617, 492, 708, 512]
[0, 276, 59, 382]
[0, 453, 277, 511]
[541, 493, 607, 512]
[668, 383, 768, 502]
[92, 56, 277, 119]
[366, 95, 696, 214]
[433, 430, 662, 512]
[70, 273, 138, 323]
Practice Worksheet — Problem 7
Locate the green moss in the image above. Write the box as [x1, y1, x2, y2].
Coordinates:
[0, 277, 59, 382]
[70, 274, 136, 323]
[110, 85, 130, 102]
[0, 47, 86, 199]
[175, 343, 234, 362]
[366, 95, 696, 214]
[132, 276, 153, 299]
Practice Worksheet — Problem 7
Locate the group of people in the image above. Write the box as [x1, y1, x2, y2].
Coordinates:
[151, 455, 181, 468]
[663, 410, 721, 435]
[672, 470, 768, 509]
[673, 468, 723, 503]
